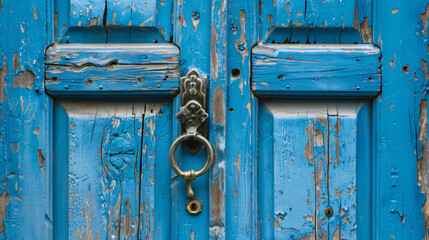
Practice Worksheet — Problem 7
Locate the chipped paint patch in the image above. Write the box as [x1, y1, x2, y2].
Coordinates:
[13, 70, 35, 89]
[418, 100, 429, 238]
[0, 62, 7, 101]
[0, 191, 10, 239]
[33, 6, 37, 20]
[421, 4, 429, 38]
[37, 149, 45, 175]
[212, 86, 225, 124]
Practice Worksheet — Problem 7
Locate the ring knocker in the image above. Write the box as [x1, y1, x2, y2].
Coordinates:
[169, 134, 214, 198]
[169, 69, 215, 215]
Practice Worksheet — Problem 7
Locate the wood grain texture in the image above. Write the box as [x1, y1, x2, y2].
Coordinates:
[225, 1, 259, 239]
[259, 0, 373, 41]
[208, 0, 227, 239]
[0, 0, 52, 239]
[69, 0, 105, 27]
[374, 0, 427, 239]
[171, 0, 212, 239]
[46, 44, 179, 65]
[45, 44, 180, 97]
[55, 0, 172, 43]
[53, 101, 171, 239]
[105, 0, 156, 27]
[259, 101, 366, 240]
[252, 44, 381, 97]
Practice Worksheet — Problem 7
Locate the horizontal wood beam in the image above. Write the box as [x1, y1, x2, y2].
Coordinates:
[45, 44, 180, 97]
[251, 44, 381, 97]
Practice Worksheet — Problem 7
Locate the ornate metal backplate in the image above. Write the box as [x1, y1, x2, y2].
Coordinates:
[176, 69, 208, 153]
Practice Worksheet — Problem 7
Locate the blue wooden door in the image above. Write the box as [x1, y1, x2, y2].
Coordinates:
[1, 0, 429, 239]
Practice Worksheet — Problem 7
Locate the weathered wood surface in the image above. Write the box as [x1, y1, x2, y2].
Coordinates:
[53, 101, 171, 239]
[226, 1, 259, 239]
[252, 44, 381, 97]
[0, 0, 53, 239]
[45, 44, 180, 97]
[46, 44, 180, 65]
[259, 101, 368, 239]
[376, 1, 428, 239]
[105, 0, 156, 27]
[259, 0, 373, 42]
[56, 0, 172, 43]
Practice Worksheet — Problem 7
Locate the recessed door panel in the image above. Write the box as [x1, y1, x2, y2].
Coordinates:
[53, 100, 172, 239]
[259, 100, 371, 239]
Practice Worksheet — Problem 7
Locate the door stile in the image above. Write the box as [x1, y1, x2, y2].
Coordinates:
[372, 0, 427, 239]
[208, 0, 228, 239]
[226, 1, 259, 239]
[172, 0, 212, 239]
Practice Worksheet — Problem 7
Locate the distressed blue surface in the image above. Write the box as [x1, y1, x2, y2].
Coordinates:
[45, 43, 180, 97]
[2, 0, 429, 239]
[252, 44, 381, 97]
[53, 101, 172, 239]
[372, 0, 428, 239]
[0, 0, 53, 239]
[259, 0, 372, 41]
[259, 101, 370, 239]
[56, 0, 172, 43]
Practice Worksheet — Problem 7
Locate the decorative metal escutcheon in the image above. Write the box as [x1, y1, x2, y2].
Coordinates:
[169, 69, 215, 215]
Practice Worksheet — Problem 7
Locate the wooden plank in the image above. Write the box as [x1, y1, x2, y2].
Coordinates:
[45, 66, 179, 97]
[260, 101, 365, 239]
[328, 116, 357, 239]
[55, 101, 145, 239]
[171, 0, 212, 238]
[105, 0, 156, 27]
[0, 0, 52, 239]
[259, 0, 373, 41]
[225, 1, 259, 239]
[69, 0, 105, 27]
[46, 44, 180, 66]
[374, 1, 427, 239]
[45, 44, 180, 97]
[251, 44, 381, 97]
[258, 104, 275, 239]
[208, 0, 228, 239]
[273, 114, 316, 239]
[314, 117, 329, 239]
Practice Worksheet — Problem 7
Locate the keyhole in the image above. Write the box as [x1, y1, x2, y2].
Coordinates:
[325, 207, 334, 217]
[186, 199, 202, 215]
[190, 202, 198, 211]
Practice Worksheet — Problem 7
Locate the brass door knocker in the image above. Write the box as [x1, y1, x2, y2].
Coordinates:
[168, 69, 215, 215]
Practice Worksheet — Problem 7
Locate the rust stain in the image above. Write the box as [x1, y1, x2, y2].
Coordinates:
[391, 8, 399, 14]
[13, 70, 35, 89]
[38, 149, 46, 176]
[0, 190, 10, 239]
[212, 86, 225, 124]
[33, 127, 39, 134]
